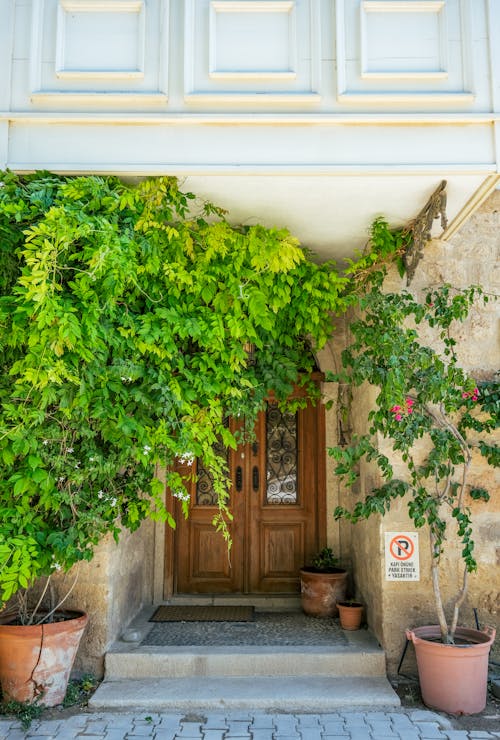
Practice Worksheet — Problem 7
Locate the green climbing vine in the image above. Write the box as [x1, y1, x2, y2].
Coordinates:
[0, 171, 406, 609]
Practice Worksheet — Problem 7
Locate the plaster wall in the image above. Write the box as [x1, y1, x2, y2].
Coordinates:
[328, 191, 500, 673]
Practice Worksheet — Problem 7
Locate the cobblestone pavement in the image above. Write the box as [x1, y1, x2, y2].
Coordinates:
[0, 709, 499, 740]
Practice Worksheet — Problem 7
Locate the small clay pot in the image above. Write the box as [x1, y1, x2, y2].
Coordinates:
[337, 601, 363, 630]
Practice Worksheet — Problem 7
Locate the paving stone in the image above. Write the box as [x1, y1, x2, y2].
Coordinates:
[296, 715, 322, 726]
[469, 734, 496, 738]
[202, 716, 228, 731]
[175, 722, 203, 738]
[202, 731, 227, 740]
[250, 730, 274, 740]
[154, 731, 177, 740]
[392, 732, 421, 740]
[226, 722, 251, 736]
[249, 715, 274, 730]
[321, 721, 347, 735]
[103, 731, 131, 740]
[411, 711, 453, 728]
[157, 717, 184, 732]
[274, 719, 298, 733]
[293, 730, 321, 740]
[348, 730, 376, 740]
[85, 722, 110, 733]
[415, 722, 448, 738]
[443, 733, 474, 740]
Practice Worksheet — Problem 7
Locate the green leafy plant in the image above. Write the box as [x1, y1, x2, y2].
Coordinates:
[3, 171, 397, 619]
[311, 546, 340, 572]
[62, 673, 97, 708]
[329, 278, 498, 644]
[0, 698, 43, 729]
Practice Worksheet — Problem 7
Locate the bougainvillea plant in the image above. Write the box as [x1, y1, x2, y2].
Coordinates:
[1, 171, 403, 619]
[329, 283, 499, 643]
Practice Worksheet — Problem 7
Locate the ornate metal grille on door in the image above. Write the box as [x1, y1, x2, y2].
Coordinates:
[196, 436, 228, 505]
[266, 404, 297, 504]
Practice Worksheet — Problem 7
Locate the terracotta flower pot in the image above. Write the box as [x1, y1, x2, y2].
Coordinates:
[406, 625, 496, 715]
[299, 568, 347, 617]
[0, 610, 88, 707]
[337, 601, 363, 630]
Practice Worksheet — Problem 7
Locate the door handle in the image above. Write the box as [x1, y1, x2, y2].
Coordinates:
[252, 466, 260, 492]
[236, 466, 243, 492]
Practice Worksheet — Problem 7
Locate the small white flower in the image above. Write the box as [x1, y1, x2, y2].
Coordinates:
[74, 461, 80, 468]
[110, 498, 117, 506]
[89, 457, 95, 462]
[51, 562, 62, 571]
[58, 476, 65, 482]
[98, 490, 104, 499]
[67, 447, 74, 454]
[143, 444, 151, 455]
[43, 439, 49, 446]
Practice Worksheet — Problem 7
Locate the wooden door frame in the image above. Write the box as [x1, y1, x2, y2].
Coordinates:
[160, 383, 327, 600]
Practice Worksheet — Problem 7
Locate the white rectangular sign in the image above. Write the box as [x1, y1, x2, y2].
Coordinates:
[385, 532, 419, 581]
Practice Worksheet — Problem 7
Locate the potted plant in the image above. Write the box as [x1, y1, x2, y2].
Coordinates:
[0, 581, 88, 706]
[330, 281, 498, 714]
[337, 599, 364, 631]
[299, 547, 348, 617]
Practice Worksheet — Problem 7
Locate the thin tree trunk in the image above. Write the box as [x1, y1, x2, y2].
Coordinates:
[450, 565, 468, 638]
[429, 531, 450, 642]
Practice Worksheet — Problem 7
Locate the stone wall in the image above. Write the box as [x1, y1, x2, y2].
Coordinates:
[324, 190, 500, 673]
[55, 518, 156, 678]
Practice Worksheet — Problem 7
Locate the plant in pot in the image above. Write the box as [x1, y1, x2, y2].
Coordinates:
[329, 280, 498, 714]
[337, 599, 364, 631]
[299, 547, 348, 617]
[0, 171, 359, 706]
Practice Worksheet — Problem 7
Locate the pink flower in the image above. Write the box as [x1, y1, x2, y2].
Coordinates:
[406, 398, 414, 406]
[395, 413, 402, 421]
[462, 392, 469, 399]
[390, 405, 401, 412]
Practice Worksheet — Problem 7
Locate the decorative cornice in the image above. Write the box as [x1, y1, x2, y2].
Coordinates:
[404, 180, 447, 285]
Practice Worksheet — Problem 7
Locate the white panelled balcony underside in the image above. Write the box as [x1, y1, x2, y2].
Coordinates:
[0, 0, 499, 258]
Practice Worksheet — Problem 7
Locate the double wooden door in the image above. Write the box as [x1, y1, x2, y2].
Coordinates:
[170, 392, 325, 595]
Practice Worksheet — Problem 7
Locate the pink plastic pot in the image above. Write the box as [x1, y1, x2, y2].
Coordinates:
[406, 624, 496, 715]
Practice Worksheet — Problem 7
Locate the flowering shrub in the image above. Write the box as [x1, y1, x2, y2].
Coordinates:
[329, 283, 499, 643]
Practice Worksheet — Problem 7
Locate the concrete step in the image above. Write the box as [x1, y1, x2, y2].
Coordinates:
[89, 675, 401, 712]
[105, 644, 387, 680]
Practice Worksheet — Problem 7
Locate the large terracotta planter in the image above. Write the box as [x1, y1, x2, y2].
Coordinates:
[0, 610, 88, 707]
[406, 625, 496, 715]
[299, 568, 347, 617]
[337, 601, 364, 630]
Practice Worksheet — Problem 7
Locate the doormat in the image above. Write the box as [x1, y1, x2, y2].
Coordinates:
[149, 605, 255, 623]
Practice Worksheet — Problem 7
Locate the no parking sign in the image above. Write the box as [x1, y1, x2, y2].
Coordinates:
[385, 532, 419, 581]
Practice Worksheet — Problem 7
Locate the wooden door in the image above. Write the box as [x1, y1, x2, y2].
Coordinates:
[172, 391, 325, 595]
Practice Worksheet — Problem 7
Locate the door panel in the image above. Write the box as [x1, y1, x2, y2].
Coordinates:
[173, 391, 325, 595]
